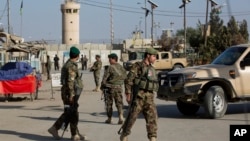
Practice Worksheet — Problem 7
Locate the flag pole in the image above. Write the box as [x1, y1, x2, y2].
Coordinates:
[20, 0, 23, 37]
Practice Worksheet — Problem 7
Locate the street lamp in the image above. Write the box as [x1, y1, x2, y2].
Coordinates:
[147, 0, 158, 47]
[179, 0, 191, 55]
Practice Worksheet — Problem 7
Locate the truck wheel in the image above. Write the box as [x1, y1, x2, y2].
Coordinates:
[204, 86, 228, 119]
[173, 64, 183, 70]
[177, 99, 200, 115]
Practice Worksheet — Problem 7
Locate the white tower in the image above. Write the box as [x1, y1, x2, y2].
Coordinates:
[61, 0, 80, 45]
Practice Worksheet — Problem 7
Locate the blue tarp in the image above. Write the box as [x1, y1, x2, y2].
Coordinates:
[0, 62, 33, 81]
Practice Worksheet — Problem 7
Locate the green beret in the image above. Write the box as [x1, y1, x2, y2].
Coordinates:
[70, 46, 80, 55]
[108, 53, 118, 58]
[95, 54, 101, 58]
[146, 48, 158, 55]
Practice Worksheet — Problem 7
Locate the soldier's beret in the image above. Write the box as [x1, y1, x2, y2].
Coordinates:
[70, 46, 80, 55]
[96, 54, 101, 58]
[146, 48, 158, 55]
[108, 53, 118, 58]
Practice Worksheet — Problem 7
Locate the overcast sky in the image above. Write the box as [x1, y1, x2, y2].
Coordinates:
[0, 0, 250, 44]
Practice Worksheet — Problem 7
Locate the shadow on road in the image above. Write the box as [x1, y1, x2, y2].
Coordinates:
[0, 129, 58, 141]
[157, 102, 250, 121]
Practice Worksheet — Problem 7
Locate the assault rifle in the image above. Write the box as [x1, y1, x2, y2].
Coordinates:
[61, 72, 83, 138]
[101, 87, 109, 112]
[118, 83, 139, 135]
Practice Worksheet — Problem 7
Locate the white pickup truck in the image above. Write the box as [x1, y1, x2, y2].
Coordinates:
[123, 51, 188, 71]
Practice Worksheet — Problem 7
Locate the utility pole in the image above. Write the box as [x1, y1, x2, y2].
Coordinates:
[110, 0, 114, 50]
[7, 0, 11, 34]
[179, 0, 191, 55]
[148, 0, 158, 47]
[144, 0, 147, 39]
[204, 0, 209, 49]
[204, 0, 218, 48]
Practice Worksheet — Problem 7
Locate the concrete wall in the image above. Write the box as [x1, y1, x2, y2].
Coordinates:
[45, 43, 121, 70]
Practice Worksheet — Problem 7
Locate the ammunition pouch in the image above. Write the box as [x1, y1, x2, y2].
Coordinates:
[74, 78, 83, 96]
[134, 77, 159, 92]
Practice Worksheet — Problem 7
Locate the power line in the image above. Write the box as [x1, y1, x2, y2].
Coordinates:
[0, 1, 7, 21]
[79, 0, 250, 18]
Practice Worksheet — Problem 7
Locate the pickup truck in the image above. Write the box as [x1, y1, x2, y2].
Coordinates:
[157, 44, 250, 119]
[123, 51, 188, 71]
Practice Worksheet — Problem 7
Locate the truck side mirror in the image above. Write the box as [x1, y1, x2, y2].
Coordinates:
[240, 61, 245, 69]
[240, 58, 250, 69]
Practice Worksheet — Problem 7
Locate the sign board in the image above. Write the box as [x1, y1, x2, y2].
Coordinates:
[51, 73, 62, 87]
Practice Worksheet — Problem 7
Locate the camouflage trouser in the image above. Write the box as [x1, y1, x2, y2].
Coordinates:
[46, 69, 51, 79]
[122, 91, 158, 139]
[106, 87, 124, 118]
[52, 87, 79, 136]
[93, 71, 100, 86]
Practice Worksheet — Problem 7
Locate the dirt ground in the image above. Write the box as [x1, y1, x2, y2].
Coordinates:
[0, 70, 249, 141]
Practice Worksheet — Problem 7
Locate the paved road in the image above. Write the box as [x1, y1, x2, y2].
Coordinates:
[0, 70, 249, 141]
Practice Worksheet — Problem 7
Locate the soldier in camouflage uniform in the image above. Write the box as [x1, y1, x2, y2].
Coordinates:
[120, 48, 159, 141]
[90, 54, 102, 92]
[101, 53, 127, 124]
[48, 46, 86, 141]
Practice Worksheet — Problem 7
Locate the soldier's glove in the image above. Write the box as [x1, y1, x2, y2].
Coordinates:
[100, 85, 105, 91]
[69, 96, 74, 104]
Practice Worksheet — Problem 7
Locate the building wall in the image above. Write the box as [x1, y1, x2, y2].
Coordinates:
[45, 43, 121, 70]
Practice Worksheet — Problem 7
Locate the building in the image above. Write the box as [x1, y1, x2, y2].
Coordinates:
[61, 0, 80, 45]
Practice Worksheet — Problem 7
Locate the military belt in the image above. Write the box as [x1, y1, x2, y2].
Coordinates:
[139, 88, 153, 93]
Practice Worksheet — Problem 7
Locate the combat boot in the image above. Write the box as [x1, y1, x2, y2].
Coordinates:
[48, 126, 60, 140]
[71, 134, 80, 141]
[92, 87, 97, 91]
[78, 133, 87, 140]
[76, 129, 87, 140]
[118, 114, 124, 124]
[105, 117, 112, 124]
[149, 137, 157, 141]
[96, 86, 101, 92]
[120, 134, 128, 141]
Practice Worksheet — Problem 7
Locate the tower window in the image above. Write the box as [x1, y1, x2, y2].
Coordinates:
[66, 9, 71, 13]
[73, 9, 78, 13]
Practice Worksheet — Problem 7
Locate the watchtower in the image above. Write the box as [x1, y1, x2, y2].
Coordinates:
[61, 0, 80, 45]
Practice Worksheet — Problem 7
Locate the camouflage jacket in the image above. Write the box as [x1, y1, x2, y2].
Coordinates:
[101, 63, 127, 87]
[91, 60, 102, 72]
[61, 59, 83, 98]
[125, 61, 157, 94]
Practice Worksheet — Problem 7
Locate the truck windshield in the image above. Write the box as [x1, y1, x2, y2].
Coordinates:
[128, 52, 144, 61]
[212, 47, 246, 65]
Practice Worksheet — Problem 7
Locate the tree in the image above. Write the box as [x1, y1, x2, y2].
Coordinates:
[239, 19, 249, 42]
[227, 16, 246, 45]
[176, 27, 200, 45]
[209, 8, 224, 36]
